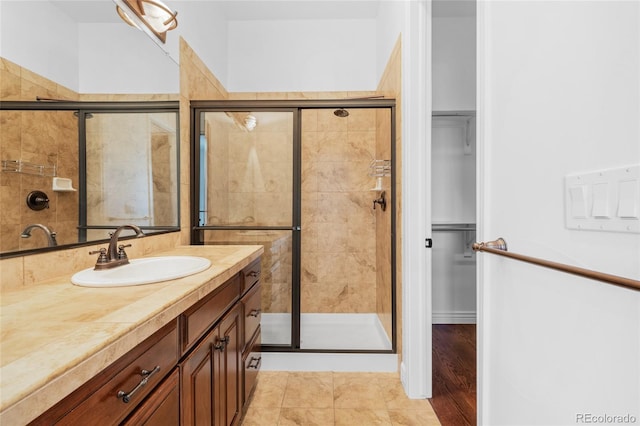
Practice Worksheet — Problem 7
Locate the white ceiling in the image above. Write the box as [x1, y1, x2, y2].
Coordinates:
[49, 0, 475, 23]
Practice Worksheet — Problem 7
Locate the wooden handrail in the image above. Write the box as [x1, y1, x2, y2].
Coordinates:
[473, 238, 640, 292]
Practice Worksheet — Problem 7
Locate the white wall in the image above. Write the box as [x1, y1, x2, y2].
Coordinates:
[226, 19, 377, 92]
[78, 23, 179, 94]
[375, 0, 404, 81]
[0, 1, 79, 91]
[432, 16, 475, 111]
[173, 2, 229, 86]
[478, 1, 640, 423]
[0, 1, 179, 94]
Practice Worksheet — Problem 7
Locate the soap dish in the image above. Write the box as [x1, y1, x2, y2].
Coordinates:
[52, 177, 76, 192]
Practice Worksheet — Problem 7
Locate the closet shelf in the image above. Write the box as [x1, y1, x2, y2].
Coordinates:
[432, 223, 476, 232]
[1, 160, 56, 177]
[432, 110, 476, 118]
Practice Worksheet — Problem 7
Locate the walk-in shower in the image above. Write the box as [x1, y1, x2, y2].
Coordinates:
[191, 99, 396, 353]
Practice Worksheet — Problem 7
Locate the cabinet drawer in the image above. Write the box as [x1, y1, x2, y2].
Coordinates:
[121, 367, 179, 426]
[181, 274, 240, 352]
[243, 327, 261, 405]
[242, 282, 261, 350]
[241, 258, 261, 294]
[37, 320, 179, 426]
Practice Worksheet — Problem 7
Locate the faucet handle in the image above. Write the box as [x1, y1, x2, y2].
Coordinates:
[89, 248, 108, 264]
[118, 244, 132, 260]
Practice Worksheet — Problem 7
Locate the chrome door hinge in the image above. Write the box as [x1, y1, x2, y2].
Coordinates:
[425, 238, 432, 248]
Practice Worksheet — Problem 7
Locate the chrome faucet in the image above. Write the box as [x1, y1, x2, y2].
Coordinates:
[90, 224, 145, 270]
[21, 224, 57, 247]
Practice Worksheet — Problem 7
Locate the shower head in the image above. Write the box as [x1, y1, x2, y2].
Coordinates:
[334, 108, 349, 118]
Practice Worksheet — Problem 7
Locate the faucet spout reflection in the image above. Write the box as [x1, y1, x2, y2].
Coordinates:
[91, 224, 145, 270]
[21, 224, 57, 247]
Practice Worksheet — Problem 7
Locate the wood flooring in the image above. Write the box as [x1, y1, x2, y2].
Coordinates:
[429, 324, 477, 426]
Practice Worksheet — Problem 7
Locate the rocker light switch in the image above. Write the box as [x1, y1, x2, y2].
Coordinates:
[569, 185, 588, 218]
[591, 183, 610, 218]
[617, 179, 639, 218]
[565, 165, 639, 233]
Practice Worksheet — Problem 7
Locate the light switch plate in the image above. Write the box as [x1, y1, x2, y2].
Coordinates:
[565, 164, 640, 233]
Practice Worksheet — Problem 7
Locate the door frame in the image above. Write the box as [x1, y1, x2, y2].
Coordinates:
[399, 0, 433, 399]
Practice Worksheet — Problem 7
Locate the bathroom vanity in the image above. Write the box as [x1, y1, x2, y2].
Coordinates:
[0, 245, 263, 426]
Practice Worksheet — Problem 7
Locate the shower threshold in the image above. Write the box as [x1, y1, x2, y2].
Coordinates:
[262, 313, 392, 351]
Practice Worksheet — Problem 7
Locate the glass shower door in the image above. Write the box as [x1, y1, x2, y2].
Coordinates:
[299, 107, 394, 351]
[196, 110, 296, 347]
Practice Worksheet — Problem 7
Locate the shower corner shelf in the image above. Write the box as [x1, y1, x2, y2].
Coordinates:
[1, 160, 56, 177]
[368, 159, 391, 177]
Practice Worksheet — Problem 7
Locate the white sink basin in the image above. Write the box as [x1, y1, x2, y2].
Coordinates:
[71, 256, 212, 288]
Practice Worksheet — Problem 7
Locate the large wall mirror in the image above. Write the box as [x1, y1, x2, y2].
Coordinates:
[0, 101, 180, 258]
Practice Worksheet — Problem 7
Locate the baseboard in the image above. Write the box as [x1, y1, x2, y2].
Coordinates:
[432, 310, 476, 324]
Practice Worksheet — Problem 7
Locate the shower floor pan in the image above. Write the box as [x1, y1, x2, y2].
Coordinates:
[261, 313, 392, 351]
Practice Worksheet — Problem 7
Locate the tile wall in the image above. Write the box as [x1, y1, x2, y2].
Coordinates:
[300, 108, 378, 314]
[0, 58, 79, 252]
[0, 56, 180, 288]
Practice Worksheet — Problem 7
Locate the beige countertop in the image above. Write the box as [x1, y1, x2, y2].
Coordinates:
[0, 244, 263, 425]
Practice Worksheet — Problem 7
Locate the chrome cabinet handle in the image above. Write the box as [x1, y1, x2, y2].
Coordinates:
[117, 366, 161, 403]
[247, 308, 261, 318]
[248, 271, 260, 278]
[247, 356, 261, 369]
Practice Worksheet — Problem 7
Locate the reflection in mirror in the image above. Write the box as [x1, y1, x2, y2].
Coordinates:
[0, 102, 180, 258]
[84, 112, 179, 241]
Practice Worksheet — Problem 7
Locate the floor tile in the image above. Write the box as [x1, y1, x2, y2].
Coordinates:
[334, 408, 392, 426]
[388, 409, 441, 426]
[241, 406, 281, 426]
[240, 371, 442, 426]
[333, 372, 387, 409]
[282, 372, 334, 408]
[279, 408, 334, 426]
[250, 372, 289, 408]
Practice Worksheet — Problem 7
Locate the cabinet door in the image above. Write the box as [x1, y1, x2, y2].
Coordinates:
[121, 368, 180, 426]
[181, 327, 216, 426]
[217, 304, 242, 426]
[181, 304, 242, 426]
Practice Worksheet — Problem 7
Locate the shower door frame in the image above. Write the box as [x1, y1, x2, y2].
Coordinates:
[190, 99, 397, 354]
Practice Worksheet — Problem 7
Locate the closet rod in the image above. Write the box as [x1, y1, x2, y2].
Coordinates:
[432, 223, 476, 232]
[432, 227, 476, 232]
[473, 238, 640, 292]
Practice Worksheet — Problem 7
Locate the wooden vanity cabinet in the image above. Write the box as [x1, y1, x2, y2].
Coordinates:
[180, 303, 242, 426]
[30, 320, 180, 426]
[240, 256, 262, 405]
[121, 368, 180, 426]
[30, 258, 261, 426]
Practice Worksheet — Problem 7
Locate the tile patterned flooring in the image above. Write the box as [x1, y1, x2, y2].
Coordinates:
[240, 371, 442, 426]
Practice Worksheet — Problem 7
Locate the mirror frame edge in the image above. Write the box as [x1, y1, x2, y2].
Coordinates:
[0, 100, 181, 259]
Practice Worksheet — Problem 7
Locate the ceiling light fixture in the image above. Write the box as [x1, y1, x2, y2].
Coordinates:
[113, 0, 178, 44]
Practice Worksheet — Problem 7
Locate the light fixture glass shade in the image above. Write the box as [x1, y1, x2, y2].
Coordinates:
[114, 0, 178, 44]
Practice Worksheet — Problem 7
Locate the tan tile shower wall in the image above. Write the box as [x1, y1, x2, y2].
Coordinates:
[0, 58, 79, 252]
[300, 108, 378, 313]
[179, 38, 229, 244]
